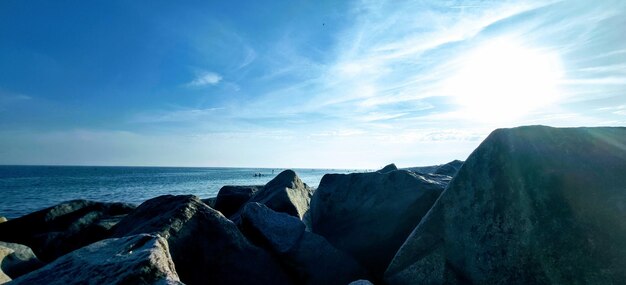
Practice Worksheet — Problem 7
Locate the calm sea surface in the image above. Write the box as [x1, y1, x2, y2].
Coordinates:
[0, 165, 360, 219]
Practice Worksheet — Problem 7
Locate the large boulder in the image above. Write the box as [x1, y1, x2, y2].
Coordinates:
[9, 234, 182, 285]
[112, 195, 293, 285]
[385, 126, 626, 284]
[232, 170, 313, 222]
[0, 241, 43, 278]
[308, 169, 445, 278]
[0, 200, 135, 262]
[213, 185, 262, 217]
[240, 202, 368, 285]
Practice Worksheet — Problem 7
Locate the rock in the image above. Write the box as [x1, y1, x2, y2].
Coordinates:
[201, 197, 217, 208]
[405, 160, 463, 177]
[232, 170, 313, 222]
[0, 200, 135, 262]
[385, 126, 626, 284]
[377, 163, 398, 174]
[433, 160, 463, 176]
[9, 234, 182, 285]
[0, 241, 43, 278]
[214, 185, 262, 217]
[112, 195, 293, 285]
[0, 217, 7, 223]
[348, 280, 375, 285]
[308, 169, 444, 278]
[0, 247, 12, 284]
[241, 202, 368, 285]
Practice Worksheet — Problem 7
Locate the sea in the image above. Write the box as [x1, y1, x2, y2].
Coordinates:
[0, 165, 361, 219]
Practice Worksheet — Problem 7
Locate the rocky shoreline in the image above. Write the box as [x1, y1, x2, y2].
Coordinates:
[1, 125, 625, 285]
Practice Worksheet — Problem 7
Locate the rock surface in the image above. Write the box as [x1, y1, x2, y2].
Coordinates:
[0, 247, 12, 284]
[201, 197, 217, 208]
[241, 202, 367, 285]
[385, 126, 626, 285]
[348, 280, 375, 285]
[214, 185, 262, 217]
[0, 241, 43, 278]
[232, 170, 313, 222]
[377, 163, 398, 174]
[112, 195, 293, 285]
[309, 169, 445, 278]
[406, 160, 464, 177]
[0, 200, 135, 262]
[8, 234, 182, 285]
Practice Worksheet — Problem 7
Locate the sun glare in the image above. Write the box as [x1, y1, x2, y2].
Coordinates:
[445, 38, 564, 124]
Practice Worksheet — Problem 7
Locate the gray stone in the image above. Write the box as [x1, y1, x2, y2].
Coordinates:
[201, 197, 217, 208]
[385, 126, 626, 284]
[241, 202, 368, 285]
[0, 200, 135, 262]
[405, 160, 464, 177]
[214, 185, 262, 217]
[0, 241, 43, 278]
[0, 247, 12, 284]
[233, 170, 313, 222]
[433, 160, 463, 176]
[377, 163, 398, 174]
[9, 234, 182, 285]
[112, 195, 293, 285]
[309, 169, 444, 278]
[348, 280, 375, 285]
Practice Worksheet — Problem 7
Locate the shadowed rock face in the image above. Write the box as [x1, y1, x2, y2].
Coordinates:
[385, 126, 626, 285]
[213, 185, 263, 217]
[112, 195, 293, 285]
[0, 241, 44, 279]
[406, 160, 464, 177]
[240, 202, 368, 285]
[0, 200, 135, 262]
[377, 163, 398, 174]
[309, 169, 445, 279]
[8, 234, 182, 285]
[232, 170, 313, 223]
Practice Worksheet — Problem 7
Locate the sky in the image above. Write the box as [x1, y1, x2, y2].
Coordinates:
[0, 0, 625, 169]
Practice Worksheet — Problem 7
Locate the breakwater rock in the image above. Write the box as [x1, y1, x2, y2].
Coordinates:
[2, 126, 625, 285]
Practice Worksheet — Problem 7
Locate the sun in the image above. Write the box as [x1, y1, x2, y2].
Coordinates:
[444, 38, 564, 124]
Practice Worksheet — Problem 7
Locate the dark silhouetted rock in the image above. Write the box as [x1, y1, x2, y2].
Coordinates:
[232, 170, 313, 222]
[201, 197, 217, 208]
[0, 200, 135, 262]
[349, 280, 375, 285]
[112, 195, 293, 285]
[241, 202, 368, 285]
[214, 185, 262, 217]
[385, 126, 626, 285]
[309, 169, 445, 278]
[433, 160, 463, 176]
[405, 160, 464, 177]
[377, 163, 398, 174]
[9, 234, 182, 285]
[0, 241, 43, 279]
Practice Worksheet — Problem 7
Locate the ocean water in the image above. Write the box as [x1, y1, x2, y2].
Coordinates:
[0, 165, 359, 219]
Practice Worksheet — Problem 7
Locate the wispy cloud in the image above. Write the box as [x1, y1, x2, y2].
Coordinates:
[186, 71, 222, 87]
[132, 107, 224, 123]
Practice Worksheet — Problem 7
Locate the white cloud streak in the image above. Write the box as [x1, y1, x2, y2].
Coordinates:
[186, 72, 222, 87]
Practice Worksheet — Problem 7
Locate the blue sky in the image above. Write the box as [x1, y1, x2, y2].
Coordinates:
[1, 0, 625, 168]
